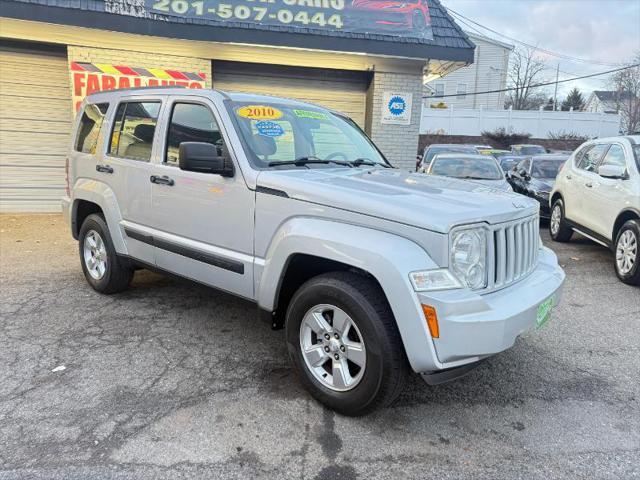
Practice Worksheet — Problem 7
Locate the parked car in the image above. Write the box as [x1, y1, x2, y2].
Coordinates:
[63, 88, 565, 415]
[550, 135, 640, 285]
[511, 144, 548, 156]
[425, 153, 513, 192]
[477, 148, 511, 158]
[419, 144, 478, 171]
[507, 155, 569, 218]
[498, 155, 528, 173]
[351, 0, 431, 37]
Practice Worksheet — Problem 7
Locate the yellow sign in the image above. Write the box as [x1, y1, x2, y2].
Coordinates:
[236, 105, 283, 120]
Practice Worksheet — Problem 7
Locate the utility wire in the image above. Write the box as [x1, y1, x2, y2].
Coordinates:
[423, 63, 640, 99]
[447, 8, 622, 67]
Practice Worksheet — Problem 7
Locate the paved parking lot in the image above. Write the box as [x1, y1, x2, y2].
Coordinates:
[1, 214, 638, 480]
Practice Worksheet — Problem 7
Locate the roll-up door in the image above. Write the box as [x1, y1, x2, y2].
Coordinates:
[213, 61, 369, 128]
[0, 42, 71, 212]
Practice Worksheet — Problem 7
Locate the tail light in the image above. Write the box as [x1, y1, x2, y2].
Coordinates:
[65, 157, 71, 197]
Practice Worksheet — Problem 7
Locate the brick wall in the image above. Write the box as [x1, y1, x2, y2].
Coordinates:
[418, 134, 585, 154]
[368, 71, 424, 171]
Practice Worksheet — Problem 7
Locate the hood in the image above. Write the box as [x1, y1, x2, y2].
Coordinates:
[460, 177, 512, 192]
[256, 168, 538, 233]
[530, 178, 555, 192]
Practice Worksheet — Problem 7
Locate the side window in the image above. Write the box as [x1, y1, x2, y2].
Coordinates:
[599, 144, 626, 169]
[109, 101, 161, 162]
[75, 103, 109, 154]
[434, 83, 445, 98]
[517, 158, 530, 173]
[577, 144, 607, 172]
[166, 103, 223, 165]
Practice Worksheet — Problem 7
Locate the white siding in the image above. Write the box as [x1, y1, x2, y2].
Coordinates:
[425, 33, 512, 111]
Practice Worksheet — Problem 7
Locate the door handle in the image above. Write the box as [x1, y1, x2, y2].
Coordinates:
[585, 182, 593, 188]
[150, 175, 175, 186]
[96, 164, 114, 174]
[566, 174, 572, 180]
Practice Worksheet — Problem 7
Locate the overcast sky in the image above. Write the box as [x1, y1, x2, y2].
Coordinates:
[442, 0, 640, 99]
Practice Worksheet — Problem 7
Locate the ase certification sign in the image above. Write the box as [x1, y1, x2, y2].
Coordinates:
[381, 92, 413, 126]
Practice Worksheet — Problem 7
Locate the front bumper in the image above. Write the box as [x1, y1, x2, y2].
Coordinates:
[418, 246, 565, 368]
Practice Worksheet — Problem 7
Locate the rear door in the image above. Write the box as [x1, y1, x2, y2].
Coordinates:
[148, 97, 255, 299]
[101, 97, 164, 265]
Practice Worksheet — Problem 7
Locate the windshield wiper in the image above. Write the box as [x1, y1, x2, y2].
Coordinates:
[458, 176, 493, 180]
[350, 158, 391, 168]
[268, 157, 351, 168]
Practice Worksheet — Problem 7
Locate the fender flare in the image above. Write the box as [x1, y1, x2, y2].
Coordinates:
[71, 179, 127, 254]
[257, 217, 444, 372]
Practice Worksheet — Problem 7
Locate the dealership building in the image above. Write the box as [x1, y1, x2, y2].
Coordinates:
[0, 0, 474, 212]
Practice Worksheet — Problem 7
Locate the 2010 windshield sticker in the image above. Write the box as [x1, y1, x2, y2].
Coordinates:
[293, 109, 327, 120]
[236, 105, 283, 120]
[256, 121, 285, 138]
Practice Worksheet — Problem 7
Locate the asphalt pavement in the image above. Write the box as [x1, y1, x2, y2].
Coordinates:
[0, 214, 638, 480]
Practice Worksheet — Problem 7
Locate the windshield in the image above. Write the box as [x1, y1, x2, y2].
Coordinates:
[430, 156, 504, 180]
[500, 158, 520, 172]
[425, 146, 477, 164]
[225, 101, 388, 169]
[531, 159, 566, 178]
[518, 146, 547, 155]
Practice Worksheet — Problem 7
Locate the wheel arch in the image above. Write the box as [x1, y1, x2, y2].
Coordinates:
[71, 179, 127, 253]
[613, 208, 640, 241]
[256, 217, 443, 372]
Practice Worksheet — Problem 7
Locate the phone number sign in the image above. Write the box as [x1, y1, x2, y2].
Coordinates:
[146, 0, 433, 40]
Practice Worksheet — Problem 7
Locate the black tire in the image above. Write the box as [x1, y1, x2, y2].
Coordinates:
[78, 213, 133, 294]
[285, 271, 409, 416]
[614, 219, 640, 286]
[549, 198, 573, 242]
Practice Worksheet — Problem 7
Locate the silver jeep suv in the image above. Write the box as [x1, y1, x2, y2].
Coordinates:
[62, 88, 565, 415]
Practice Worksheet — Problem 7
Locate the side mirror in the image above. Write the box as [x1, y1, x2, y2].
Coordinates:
[179, 142, 234, 177]
[598, 164, 626, 179]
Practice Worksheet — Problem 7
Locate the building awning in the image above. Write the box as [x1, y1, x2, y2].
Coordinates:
[0, 0, 475, 64]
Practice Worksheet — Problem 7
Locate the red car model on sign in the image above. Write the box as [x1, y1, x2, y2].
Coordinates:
[350, 0, 432, 37]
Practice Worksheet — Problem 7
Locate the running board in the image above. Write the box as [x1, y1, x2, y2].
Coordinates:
[571, 227, 610, 248]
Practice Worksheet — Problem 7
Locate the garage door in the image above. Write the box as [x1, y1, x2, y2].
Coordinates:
[213, 61, 369, 128]
[0, 42, 71, 212]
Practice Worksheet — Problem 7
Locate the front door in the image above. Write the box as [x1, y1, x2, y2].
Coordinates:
[587, 143, 633, 240]
[566, 143, 608, 230]
[100, 98, 164, 265]
[149, 99, 255, 299]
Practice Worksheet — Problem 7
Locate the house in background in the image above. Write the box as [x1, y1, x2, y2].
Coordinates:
[424, 31, 513, 110]
[584, 90, 636, 113]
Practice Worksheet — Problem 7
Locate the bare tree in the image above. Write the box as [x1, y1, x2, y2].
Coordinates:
[610, 51, 640, 134]
[506, 47, 549, 110]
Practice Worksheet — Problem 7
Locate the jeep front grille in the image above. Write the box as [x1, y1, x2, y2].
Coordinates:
[487, 215, 539, 292]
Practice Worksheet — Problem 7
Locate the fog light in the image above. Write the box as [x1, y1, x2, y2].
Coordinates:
[421, 304, 439, 339]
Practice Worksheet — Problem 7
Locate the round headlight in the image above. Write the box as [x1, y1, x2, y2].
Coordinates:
[451, 228, 487, 290]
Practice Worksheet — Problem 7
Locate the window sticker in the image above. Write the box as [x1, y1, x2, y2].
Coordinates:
[236, 105, 283, 120]
[255, 121, 285, 137]
[293, 109, 327, 120]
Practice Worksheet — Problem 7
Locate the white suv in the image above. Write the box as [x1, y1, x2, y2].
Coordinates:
[550, 135, 640, 285]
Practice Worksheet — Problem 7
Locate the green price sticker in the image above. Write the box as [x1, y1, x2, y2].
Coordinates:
[293, 109, 327, 120]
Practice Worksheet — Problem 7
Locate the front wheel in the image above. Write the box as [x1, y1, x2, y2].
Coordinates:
[614, 220, 640, 285]
[78, 214, 133, 294]
[549, 199, 573, 242]
[285, 272, 408, 416]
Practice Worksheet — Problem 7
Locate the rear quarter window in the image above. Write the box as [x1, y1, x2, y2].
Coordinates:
[75, 103, 109, 154]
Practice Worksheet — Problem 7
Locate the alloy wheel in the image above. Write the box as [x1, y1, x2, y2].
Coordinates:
[299, 304, 366, 392]
[616, 229, 637, 275]
[550, 204, 562, 236]
[83, 230, 108, 280]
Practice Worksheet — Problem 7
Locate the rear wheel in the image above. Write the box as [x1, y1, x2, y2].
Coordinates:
[285, 272, 408, 416]
[614, 220, 640, 285]
[549, 199, 573, 242]
[79, 214, 133, 294]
